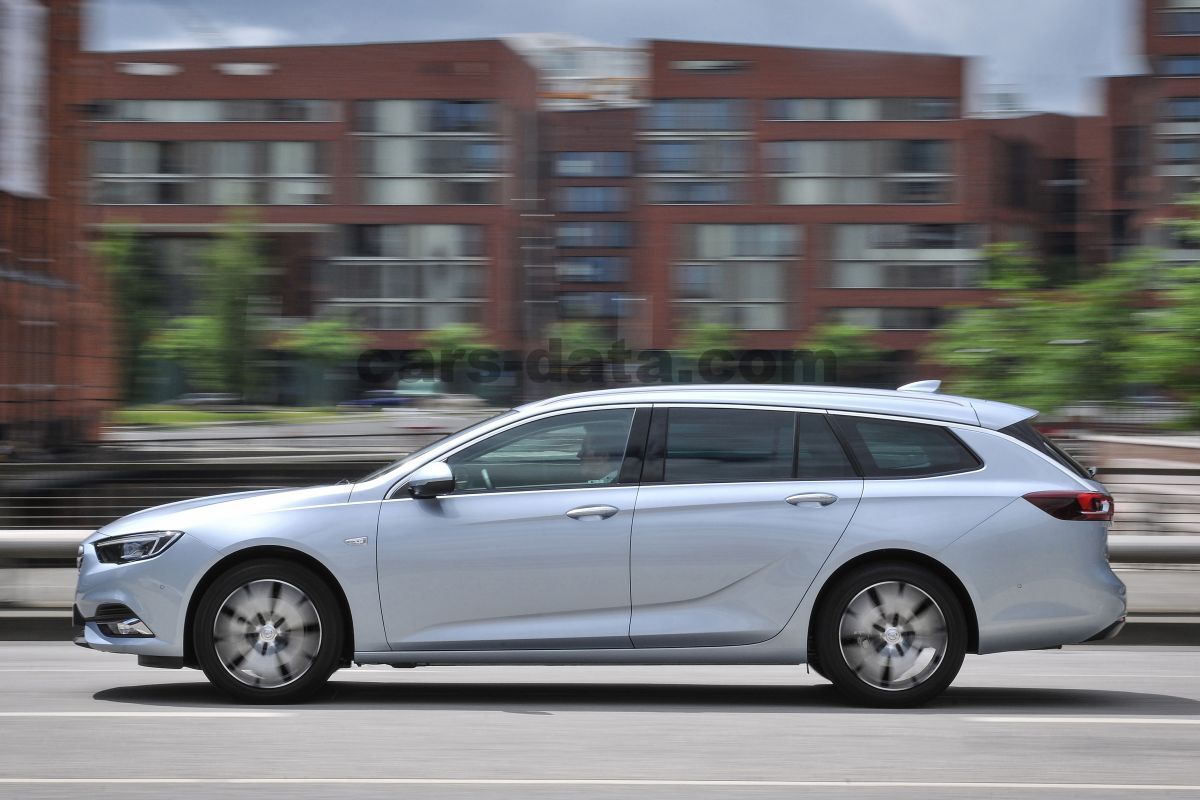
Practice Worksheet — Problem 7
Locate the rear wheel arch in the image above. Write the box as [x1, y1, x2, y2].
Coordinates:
[183, 545, 354, 668]
[807, 549, 979, 664]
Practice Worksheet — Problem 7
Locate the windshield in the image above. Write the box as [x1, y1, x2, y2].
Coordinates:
[357, 410, 516, 482]
[1000, 420, 1092, 480]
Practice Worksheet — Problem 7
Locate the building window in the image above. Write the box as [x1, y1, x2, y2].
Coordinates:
[559, 292, 635, 319]
[1164, 97, 1200, 122]
[828, 224, 983, 289]
[766, 140, 954, 205]
[322, 225, 486, 331]
[646, 180, 746, 204]
[672, 224, 799, 331]
[90, 99, 337, 123]
[643, 99, 747, 131]
[342, 224, 484, 258]
[557, 257, 629, 283]
[1159, 55, 1200, 76]
[556, 222, 634, 248]
[358, 138, 502, 175]
[557, 186, 629, 213]
[831, 307, 953, 330]
[1160, 10, 1200, 35]
[90, 140, 329, 205]
[1162, 138, 1200, 164]
[554, 151, 633, 177]
[767, 97, 957, 122]
[641, 139, 747, 173]
[352, 100, 497, 134]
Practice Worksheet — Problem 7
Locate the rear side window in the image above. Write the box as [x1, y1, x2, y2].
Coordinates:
[1000, 420, 1091, 480]
[663, 407, 794, 483]
[832, 416, 981, 478]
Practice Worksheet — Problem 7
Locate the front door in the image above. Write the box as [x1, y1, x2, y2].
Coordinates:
[630, 406, 863, 647]
[377, 407, 642, 651]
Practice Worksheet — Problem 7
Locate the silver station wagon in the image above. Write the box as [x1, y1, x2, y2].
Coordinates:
[75, 383, 1126, 707]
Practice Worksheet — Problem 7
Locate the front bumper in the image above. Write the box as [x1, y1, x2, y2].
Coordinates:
[74, 532, 221, 658]
[1083, 615, 1127, 643]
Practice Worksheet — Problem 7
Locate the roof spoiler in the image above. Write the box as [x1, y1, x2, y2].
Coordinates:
[897, 380, 942, 393]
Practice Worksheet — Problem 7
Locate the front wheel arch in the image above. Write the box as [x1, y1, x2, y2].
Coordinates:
[183, 545, 354, 669]
[806, 549, 979, 671]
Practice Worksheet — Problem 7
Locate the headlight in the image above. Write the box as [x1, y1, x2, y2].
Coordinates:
[94, 531, 183, 564]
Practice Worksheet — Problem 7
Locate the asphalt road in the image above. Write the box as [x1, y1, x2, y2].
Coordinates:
[0, 643, 1198, 799]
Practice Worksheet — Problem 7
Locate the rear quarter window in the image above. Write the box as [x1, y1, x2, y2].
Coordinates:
[831, 416, 981, 479]
[1000, 420, 1091, 480]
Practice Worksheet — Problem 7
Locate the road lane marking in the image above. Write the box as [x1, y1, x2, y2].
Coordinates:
[972, 716, 1200, 725]
[0, 779, 1197, 790]
[0, 712, 286, 719]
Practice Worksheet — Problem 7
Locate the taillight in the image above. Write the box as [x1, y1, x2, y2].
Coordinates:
[1024, 491, 1114, 522]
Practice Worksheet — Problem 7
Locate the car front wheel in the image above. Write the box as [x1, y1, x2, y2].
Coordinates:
[815, 563, 966, 707]
[194, 559, 343, 703]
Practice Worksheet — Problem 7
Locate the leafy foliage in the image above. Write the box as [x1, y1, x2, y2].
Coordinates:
[677, 323, 739, 361]
[148, 316, 225, 392]
[799, 323, 885, 365]
[927, 246, 1147, 412]
[97, 224, 162, 401]
[277, 319, 369, 365]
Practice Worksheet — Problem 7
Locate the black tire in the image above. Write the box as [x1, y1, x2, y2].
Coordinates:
[814, 563, 966, 708]
[193, 559, 343, 703]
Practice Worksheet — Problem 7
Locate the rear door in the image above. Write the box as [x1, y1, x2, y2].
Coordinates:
[629, 405, 863, 647]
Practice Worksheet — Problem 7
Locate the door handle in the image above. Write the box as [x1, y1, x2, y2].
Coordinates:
[566, 505, 619, 520]
[785, 493, 838, 507]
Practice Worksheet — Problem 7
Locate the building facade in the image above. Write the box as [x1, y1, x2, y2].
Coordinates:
[88, 40, 539, 359]
[84, 15, 1196, 398]
[1, 0, 112, 452]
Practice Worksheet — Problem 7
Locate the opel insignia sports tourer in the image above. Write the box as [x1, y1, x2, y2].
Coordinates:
[75, 383, 1126, 707]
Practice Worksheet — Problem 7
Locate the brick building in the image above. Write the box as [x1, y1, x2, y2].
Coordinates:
[80, 5, 1200, 401]
[87, 40, 539, 359]
[0, 0, 112, 452]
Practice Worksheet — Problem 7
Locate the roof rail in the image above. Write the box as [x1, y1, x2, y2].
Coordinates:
[897, 380, 942, 393]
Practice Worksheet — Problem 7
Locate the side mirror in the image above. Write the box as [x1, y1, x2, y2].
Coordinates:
[407, 462, 456, 499]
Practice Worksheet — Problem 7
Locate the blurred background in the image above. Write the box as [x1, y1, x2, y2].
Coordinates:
[3, 0, 1200, 626]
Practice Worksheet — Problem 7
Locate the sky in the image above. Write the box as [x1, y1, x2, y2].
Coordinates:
[87, 0, 1146, 115]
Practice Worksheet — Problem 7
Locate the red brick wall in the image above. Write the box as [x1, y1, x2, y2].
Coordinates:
[0, 0, 113, 449]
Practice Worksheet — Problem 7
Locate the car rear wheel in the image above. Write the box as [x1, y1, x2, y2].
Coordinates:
[194, 560, 342, 703]
[815, 563, 966, 707]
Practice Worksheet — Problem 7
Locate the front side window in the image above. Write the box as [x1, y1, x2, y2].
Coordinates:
[446, 409, 635, 493]
[662, 408, 794, 483]
[831, 416, 980, 478]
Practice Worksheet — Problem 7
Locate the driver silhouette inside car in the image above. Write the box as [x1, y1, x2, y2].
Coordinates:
[577, 424, 628, 485]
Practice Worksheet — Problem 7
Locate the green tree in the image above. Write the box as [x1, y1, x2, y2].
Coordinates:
[547, 321, 607, 359]
[277, 318, 369, 366]
[676, 322, 738, 361]
[147, 316, 224, 391]
[800, 323, 884, 365]
[799, 322, 888, 386]
[1120, 198, 1200, 412]
[421, 323, 494, 361]
[96, 224, 161, 401]
[147, 215, 265, 395]
[927, 247, 1146, 412]
[202, 214, 264, 395]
